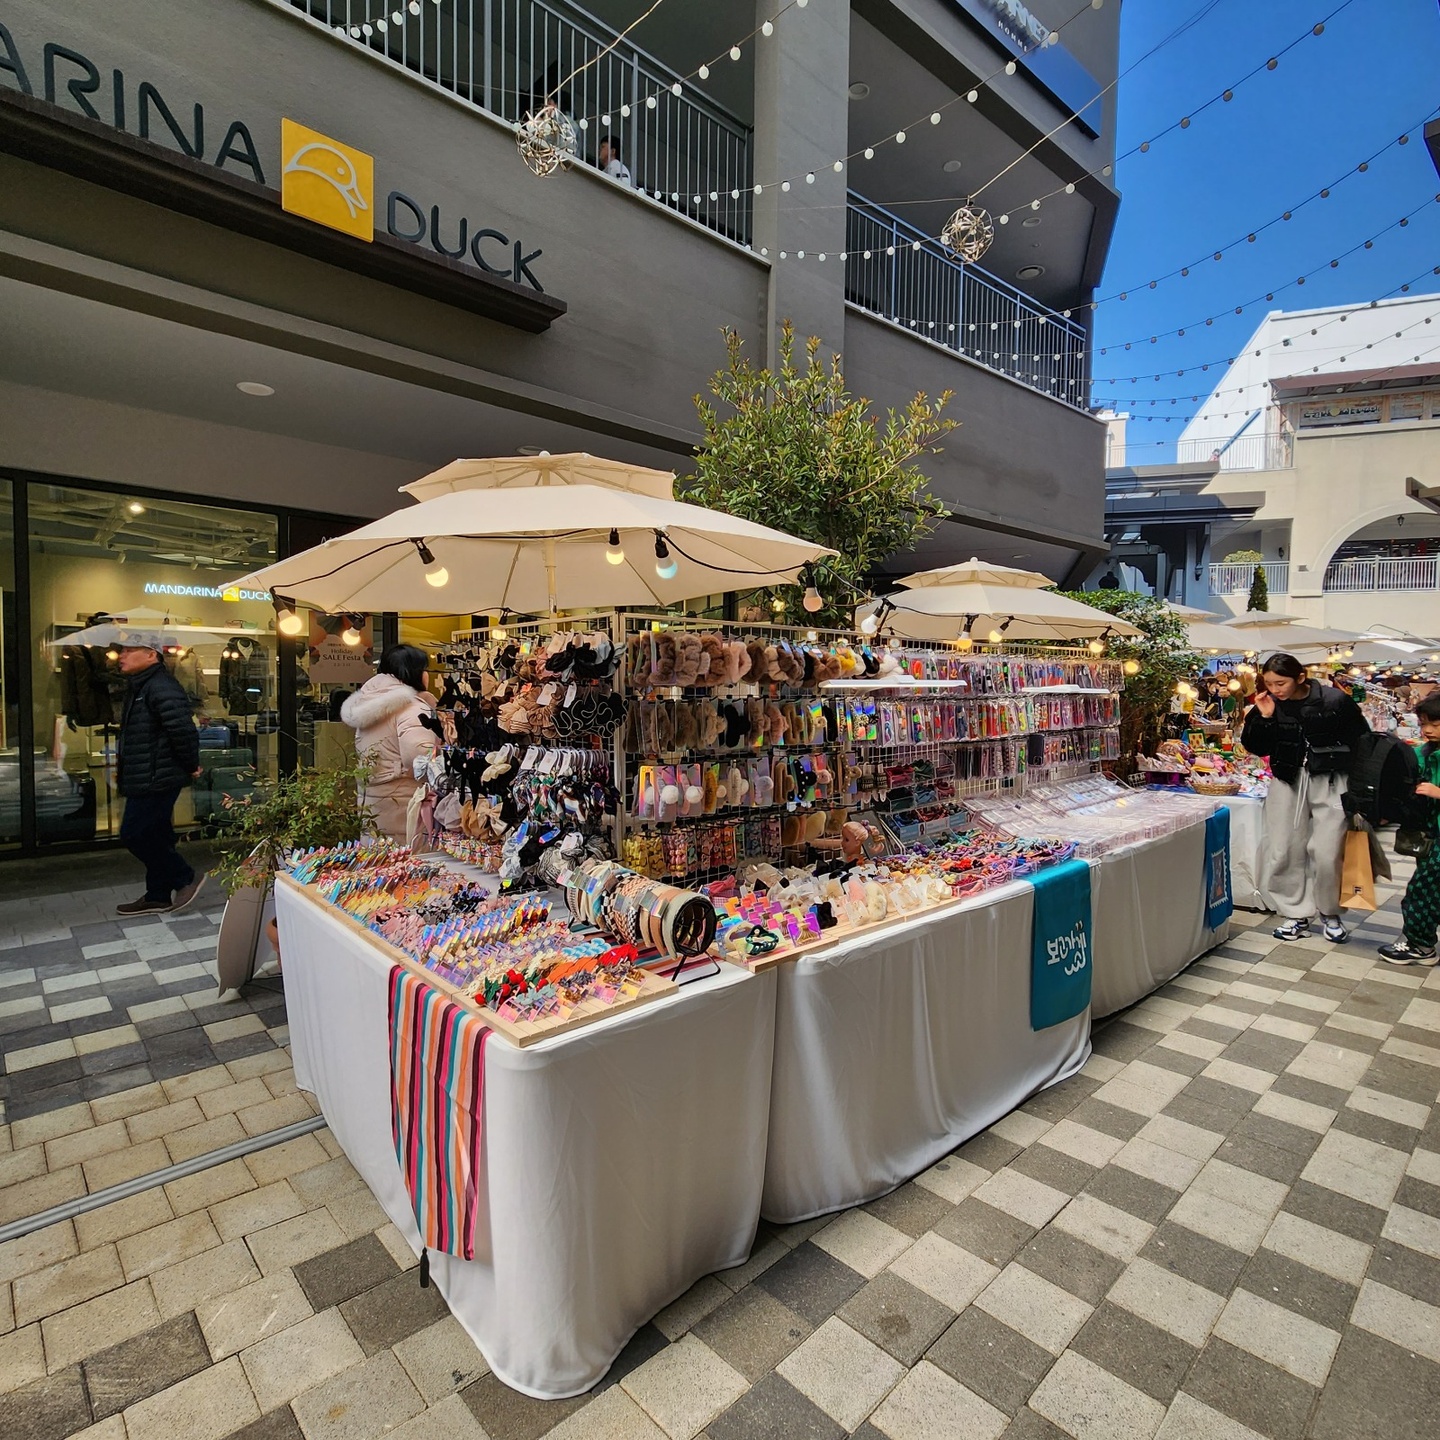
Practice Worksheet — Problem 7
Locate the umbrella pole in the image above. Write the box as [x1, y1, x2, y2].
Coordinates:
[544, 536, 558, 616]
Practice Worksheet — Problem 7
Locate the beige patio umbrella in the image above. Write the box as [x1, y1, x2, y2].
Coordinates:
[855, 582, 1140, 643]
[1221, 611, 1365, 654]
[238, 453, 834, 615]
[897, 558, 1054, 590]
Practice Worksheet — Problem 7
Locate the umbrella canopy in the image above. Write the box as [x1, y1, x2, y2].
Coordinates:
[46, 618, 248, 649]
[1186, 619, 1261, 654]
[1167, 601, 1229, 620]
[238, 456, 834, 615]
[897, 557, 1054, 590]
[856, 582, 1141, 642]
[1219, 618, 1365, 654]
[400, 452, 678, 503]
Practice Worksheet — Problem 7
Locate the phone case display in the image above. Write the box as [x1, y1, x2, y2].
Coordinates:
[284, 840, 675, 1046]
[968, 777, 1219, 858]
[421, 617, 623, 882]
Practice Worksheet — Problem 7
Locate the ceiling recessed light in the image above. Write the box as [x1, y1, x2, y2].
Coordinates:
[1016, 265, 1045, 279]
[942, 159, 963, 173]
[1021, 215, 1042, 228]
[847, 81, 870, 99]
[236, 381, 275, 396]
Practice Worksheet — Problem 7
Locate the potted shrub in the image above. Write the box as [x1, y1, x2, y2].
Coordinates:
[213, 764, 372, 993]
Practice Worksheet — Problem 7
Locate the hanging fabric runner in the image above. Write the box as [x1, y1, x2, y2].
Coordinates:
[1204, 807, 1234, 931]
[388, 965, 491, 1265]
[1030, 858, 1093, 1030]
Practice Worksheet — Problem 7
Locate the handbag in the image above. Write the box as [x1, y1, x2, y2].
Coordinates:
[1395, 828, 1434, 860]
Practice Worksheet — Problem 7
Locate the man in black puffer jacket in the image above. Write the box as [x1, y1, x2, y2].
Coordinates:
[116, 636, 206, 916]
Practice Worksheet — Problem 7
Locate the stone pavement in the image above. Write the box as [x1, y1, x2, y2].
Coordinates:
[1, 861, 1438, 1439]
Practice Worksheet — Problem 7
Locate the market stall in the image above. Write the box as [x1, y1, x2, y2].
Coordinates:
[761, 873, 1090, 1223]
[279, 878, 778, 1400]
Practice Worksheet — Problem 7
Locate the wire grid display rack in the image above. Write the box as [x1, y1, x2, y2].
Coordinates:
[616, 615, 1122, 887]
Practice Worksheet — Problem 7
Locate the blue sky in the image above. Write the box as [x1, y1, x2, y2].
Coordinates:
[1092, 0, 1440, 463]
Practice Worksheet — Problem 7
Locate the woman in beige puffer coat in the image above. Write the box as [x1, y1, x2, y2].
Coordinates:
[340, 644, 437, 845]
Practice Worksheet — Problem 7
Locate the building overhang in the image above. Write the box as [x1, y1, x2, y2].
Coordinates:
[1271, 362, 1440, 396]
[0, 87, 567, 334]
[1104, 490, 1263, 530]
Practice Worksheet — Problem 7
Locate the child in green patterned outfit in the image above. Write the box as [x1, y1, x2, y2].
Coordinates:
[1379, 693, 1440, 967]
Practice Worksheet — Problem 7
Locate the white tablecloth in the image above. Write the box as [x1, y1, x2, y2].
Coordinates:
[278, 886, 777, 1399]
[1218, 795, 1269, 910]
[1089, 821, 1230, 1019]
[761, 878, 1091, 1224]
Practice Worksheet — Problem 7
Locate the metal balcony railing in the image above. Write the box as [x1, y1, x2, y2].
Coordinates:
[1323, 557, 1440, 592]
[1177, 431, 1293, 471]
[292, 0, 754, 244]
[844, 195, 1090, 410]
[1208, 562, 1290, 595]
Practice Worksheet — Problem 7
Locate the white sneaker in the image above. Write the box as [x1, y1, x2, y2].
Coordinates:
[1321, 917, 1349, 944]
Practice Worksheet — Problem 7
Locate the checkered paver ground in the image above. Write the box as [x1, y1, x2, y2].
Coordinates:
[1, 857, 1438, 1440]
[0, 868, 289, 1128]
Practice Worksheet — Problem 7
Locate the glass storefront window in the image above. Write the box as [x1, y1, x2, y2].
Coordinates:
[0, 480, 17, 849]
[27, 482, 279, 845]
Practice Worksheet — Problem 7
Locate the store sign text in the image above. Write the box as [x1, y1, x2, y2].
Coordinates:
[145, 582, 268, 602]
[0, 23, 547, 290]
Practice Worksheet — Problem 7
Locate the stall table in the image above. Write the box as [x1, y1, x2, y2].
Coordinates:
[278, 884, 777, 1400]
[1089, 820, 1230, 1018]
[761, 876, 1090, 1224]
[1218, 794, 1268, 911]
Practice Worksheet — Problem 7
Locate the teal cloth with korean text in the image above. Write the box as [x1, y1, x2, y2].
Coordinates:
[1204, 807, 1234, 931]
[1030, 858, 1093, 1030]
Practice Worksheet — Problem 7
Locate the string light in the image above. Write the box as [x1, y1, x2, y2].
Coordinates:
[654, 532, 678, 580]
[605, 528, 625, 565]
[414, 540, 450, 589]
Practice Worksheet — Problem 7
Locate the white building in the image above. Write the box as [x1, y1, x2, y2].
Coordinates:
[1176, 293, 1440, 636]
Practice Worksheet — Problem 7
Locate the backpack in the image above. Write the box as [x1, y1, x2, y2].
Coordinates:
[1342, 733, 1421, 827]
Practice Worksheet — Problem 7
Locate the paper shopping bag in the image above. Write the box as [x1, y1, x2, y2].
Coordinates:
[1340, 828, 1377, 911]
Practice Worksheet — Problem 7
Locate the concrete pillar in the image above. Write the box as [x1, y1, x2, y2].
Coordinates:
[751, 0, 850, 363]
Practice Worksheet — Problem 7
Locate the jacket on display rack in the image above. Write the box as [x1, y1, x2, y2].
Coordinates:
[117, 662, 201, 797]
[57, 644, 122, 728]
[1240, 682, 1370, 786]
[218, 636, 270, 716]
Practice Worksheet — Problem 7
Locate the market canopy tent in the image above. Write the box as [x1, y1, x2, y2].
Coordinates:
[856, 561, 1141, 642]
[45, 612, 245, 649]
[1218, 611, 1365, 655]
[238, 453, 834, 615]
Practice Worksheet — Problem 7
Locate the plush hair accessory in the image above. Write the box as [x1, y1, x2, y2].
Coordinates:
[496, 698, 530, 736]
[745, 697, 768, 746]
[703, 765, 720, 813]
[804, 811, 828, 842]
[720, 701, 747, 749]
[699, 702, 723, 749]
[777, 641, 805, 684]
[697, 633, 725, 684]
[875, 651, 902, 678]
[650, 632, 677, 687]
[751, 760, 774, 807]
[860, 646, 880, 677]
[660, 782, 682, 806]
[673, 701, 699, 750]
[726, 763, 749, 804]
[746, 639, 770, 683]
[765, 703, 788, 745]
[672, 633, 702, 687]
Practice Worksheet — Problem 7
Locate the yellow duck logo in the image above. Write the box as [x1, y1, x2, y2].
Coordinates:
[280, 119, 374, 241]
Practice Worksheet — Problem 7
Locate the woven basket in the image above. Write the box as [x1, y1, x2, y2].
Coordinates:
[1190, 776, 1241, 796]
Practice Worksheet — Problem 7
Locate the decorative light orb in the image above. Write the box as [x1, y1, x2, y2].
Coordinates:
[803, 586, 823, 613]
[1123, 659, 1140, 676]
[941, 203, 995, 263]
[730, 46, 741, 60]
[516, 104, 577, 178]
[762, 21, 773, 36]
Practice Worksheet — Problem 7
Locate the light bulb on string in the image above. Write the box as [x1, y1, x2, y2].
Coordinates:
[987, 628, 1004, 645]
[605, 528, 625, 565]
[802, 581, 823, 613]
[654, 533, 678, 581]
[341, 618, 363, 647]
[859, 610, 880, 635]
[273, 593, 304, 638]
[1088, 638, 1105, 656]
[1123, 658, 1140, 676]
[414, 540, 449, 588]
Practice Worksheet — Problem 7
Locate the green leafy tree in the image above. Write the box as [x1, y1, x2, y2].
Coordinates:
[1059, 591, 1198, 765]
[1247, 563, 1269, 613]
[685, 322, 956, 623]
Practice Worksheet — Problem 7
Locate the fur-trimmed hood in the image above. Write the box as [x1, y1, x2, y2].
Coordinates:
[341, 673, 434, 730]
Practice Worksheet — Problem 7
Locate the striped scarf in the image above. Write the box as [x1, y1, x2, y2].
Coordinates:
[387, 966, 490, 1262]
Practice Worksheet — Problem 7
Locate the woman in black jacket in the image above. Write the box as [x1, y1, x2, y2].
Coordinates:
[1240, 652, 1369, 943]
